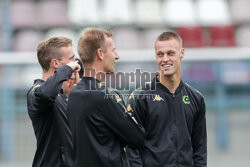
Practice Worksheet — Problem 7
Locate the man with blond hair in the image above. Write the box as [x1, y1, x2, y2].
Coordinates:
[67, 28, 145, 167]
[126, 31, 207, 167]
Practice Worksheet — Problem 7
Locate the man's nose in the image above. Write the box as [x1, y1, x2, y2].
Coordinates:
[162, 54, 170, 62]
[115, 52, 120, 60]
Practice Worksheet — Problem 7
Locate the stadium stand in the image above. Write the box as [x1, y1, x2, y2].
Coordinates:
[135, 0, 162, 24]
[10, 0, 37, 29]
[177, 26, 203, 47]
[196, 0, 231, 26]
[229, 0, 250, 24]
[13, 29, 43, 51]
[210, 26, 236, 47]
[236, 25, 250, 47]
[102, 0, 132, 24]
[37, 0, 69, 28]
[68, 0, 99, 25]
[113, 27, 140, 49]
[162, 0, 196, 26]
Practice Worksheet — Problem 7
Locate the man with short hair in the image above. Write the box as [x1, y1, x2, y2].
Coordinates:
[67, 28, 145, 167]
[126, 31, 207, 167]
[27, 36, 80, 167]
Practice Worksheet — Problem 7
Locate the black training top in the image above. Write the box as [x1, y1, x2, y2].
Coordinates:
[67, 77, 145, 167]
[126, 76, 207, 167]
[27, 65, 74, 167]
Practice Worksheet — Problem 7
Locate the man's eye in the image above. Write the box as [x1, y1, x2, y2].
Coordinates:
[168, 52, 175, 56]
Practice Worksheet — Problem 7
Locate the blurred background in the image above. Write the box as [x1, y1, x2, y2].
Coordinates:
[1, 0, 250, 166]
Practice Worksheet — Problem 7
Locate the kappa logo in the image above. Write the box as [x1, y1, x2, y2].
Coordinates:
[127, 104, 133, 112]
[153, 94, 164, 101]
[183, 95, 190, 104]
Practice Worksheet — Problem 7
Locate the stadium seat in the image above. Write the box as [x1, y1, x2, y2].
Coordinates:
[10, 0, 37, 28]
[37, 0, 69, 28]
[113, 27, 140, 49]
[13, 30, 44, 51]
[68, 0, 99, 25]
[176, 27, 203, 48]
[196, 0, 231, 26]
[135, 0, 162, 24]
[236, 26, 250, 47]
[229, 0, 250, 24]
[102, 0, 132, 24]
[209, 26, 235, 47]
[162, 0, 197, 26]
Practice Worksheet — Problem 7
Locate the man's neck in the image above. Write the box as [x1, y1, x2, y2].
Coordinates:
[158, 74, 180, 94]
[83, 67, 106, 82]
[42, 69, 55, 81]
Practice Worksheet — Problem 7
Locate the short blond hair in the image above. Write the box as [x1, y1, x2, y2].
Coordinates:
[155, 31, 183, 49]
[78, 28, 113, 66]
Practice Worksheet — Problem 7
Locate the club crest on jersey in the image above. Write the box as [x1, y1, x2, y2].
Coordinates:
[183, 95, 190, 104]
[153, 95, 164, 101]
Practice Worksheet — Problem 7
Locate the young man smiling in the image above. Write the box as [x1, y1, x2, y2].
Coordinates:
[126, 31, 207, 167]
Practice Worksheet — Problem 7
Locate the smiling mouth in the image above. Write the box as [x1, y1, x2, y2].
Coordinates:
[161, 64, 171, 70]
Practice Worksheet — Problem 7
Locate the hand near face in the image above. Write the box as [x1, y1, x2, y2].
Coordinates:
[67, 61, 81, 72]
[73, 71, 80, 86]
[62, 72, 78, 96]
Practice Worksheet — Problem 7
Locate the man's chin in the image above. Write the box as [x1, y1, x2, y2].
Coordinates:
[161, 71, 171, 76]
[105, 68, 115, 74]
[105, 71, 114, 74]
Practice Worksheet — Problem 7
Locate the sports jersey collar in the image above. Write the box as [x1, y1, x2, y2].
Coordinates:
[82, 76, 101, 82]
[81, 76, 103, 90]
[154, 76, 183, 95]
[34, 79, 44, 84]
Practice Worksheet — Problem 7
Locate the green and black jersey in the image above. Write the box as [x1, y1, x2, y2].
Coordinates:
[126, 76, 207, 167]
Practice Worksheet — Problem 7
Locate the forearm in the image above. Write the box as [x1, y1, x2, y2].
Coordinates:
[36, 65, 73, 100]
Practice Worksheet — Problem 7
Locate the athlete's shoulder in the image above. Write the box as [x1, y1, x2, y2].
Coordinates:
[133, 81, 156, 94]
[27, 79, 43, 96]
[183, 82, 204, 99]
[70, 83, 106, 102]
[127, 83, 156, 102]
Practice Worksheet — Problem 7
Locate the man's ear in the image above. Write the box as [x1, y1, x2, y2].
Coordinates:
[51, 58, 59, 69]
[180, 48, 185, 59]
[96, 48, 104, 61]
